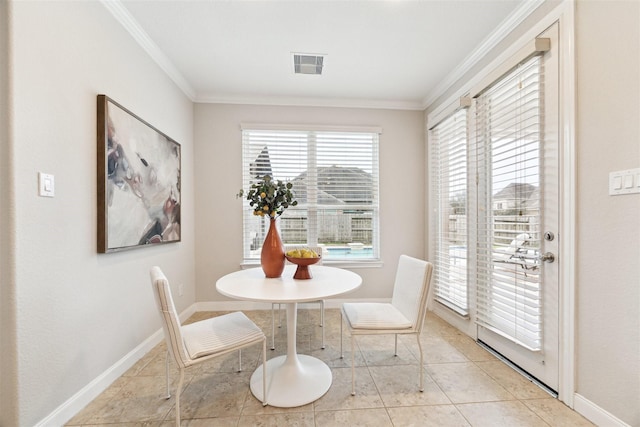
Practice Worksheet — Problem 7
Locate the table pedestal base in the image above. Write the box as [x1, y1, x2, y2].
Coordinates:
[250, 354, 332, 407]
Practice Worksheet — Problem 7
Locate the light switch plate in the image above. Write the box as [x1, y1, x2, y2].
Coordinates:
[38, 172, 55, 197]
[609, 168, 640, 195]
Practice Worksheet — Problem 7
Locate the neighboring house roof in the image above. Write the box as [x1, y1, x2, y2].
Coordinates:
[523, 187, 540, 209]
[249, 146, 273, 179]
[292, 165, 373, 205]
[493, 182, 537, 201]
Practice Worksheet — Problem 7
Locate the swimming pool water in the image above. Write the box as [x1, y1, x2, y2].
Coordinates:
[325, 247, 374, 258]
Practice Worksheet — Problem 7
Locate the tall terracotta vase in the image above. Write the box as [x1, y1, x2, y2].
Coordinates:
[261, 218, 285, 278]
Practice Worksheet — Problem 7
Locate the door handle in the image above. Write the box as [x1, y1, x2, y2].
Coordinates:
[538, 252, 555, 263]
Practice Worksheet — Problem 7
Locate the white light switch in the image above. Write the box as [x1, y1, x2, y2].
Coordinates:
[610, 168, 640, 196]
[613, 176, 622, 190]
[624, 174, 634, 188]
[38, 172, 55, 197]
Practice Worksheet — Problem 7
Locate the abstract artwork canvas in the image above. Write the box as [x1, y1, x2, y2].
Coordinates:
[97, 95, 181, 253]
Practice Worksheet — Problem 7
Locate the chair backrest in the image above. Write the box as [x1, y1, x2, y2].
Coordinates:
[150, 266, 190, 368]
[390, 255, 434, 332]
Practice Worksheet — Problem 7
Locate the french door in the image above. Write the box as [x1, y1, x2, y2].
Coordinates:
[473, 23, 560, 391]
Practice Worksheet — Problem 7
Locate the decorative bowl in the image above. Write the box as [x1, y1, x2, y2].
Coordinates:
[285, 255, 321, 280]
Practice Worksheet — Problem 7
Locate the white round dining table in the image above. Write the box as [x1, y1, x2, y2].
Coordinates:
[216, 264, 362, 407]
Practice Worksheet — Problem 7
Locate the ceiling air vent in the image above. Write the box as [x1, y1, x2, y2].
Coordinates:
[293, 54, 324, 75]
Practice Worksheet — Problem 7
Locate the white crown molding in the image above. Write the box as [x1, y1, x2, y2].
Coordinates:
[100, 0, 421, 110]
[421, 0, 545, 109]
[194, 94, 425, 111]
[100, 0, 196, 101]
[101, 0, 542, 111]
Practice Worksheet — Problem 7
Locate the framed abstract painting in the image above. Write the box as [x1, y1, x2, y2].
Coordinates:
[97, 95, 181, 253]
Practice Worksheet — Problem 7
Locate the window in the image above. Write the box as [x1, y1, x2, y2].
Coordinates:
[241, 127, 380, 263]
[430, 108, 469, 315]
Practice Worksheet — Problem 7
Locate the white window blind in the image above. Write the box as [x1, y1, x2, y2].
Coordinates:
[430, 108, 469, 315]
[474, 55, 543, 351]
[241, 128, 380, 262]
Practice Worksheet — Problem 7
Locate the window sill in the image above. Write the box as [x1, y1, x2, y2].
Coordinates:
[435, 299, 470, 319]
[240, 260, 384, 269]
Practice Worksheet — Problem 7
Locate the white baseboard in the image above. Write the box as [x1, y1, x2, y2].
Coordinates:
[35, 303, 198, 427]
[573, 393, 631, 427]
[38, 299, 392, 425]
[37, 299, 390, 425]
[196, 297, 389, 312]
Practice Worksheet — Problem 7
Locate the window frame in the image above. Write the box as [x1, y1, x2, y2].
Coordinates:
[240, 125, 381, 267]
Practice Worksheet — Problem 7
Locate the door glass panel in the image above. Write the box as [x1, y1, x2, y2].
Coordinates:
[476, 56, 543, 351]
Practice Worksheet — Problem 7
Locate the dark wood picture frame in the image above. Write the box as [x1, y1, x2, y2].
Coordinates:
[97, 95, 181, 253]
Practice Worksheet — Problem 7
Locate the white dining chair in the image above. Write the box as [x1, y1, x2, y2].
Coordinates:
[150, 266, 267, 426]
[340, 255, 433, 395]
[271, 246, 325, 350]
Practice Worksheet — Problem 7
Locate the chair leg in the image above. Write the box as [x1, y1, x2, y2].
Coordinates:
[262, 339, 268, 406]
[276, 301, 324, 349]
[271, 304, 276, 350]
[238, 349, 242, 372]
[165, 351, 171, 399]
[417, 334, 424, 392]
[350, 335, 356, 396]
[320, 300, 325, 349]
[340, 311, 344, 359]
[175, 368, 185, 427]
[394, 334, 398, 356]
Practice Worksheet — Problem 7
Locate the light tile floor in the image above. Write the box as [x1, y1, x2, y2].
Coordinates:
[66, 309, 594, 426]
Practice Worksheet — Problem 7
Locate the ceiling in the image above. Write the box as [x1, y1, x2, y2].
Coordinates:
[110, 0, 534, 110]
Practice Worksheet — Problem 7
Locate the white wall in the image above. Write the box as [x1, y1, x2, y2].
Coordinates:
[3, 2, 195, 425]
[575, 1, 640, 425]
[193, 103, 425, 303]
[0, 0, 19, 423]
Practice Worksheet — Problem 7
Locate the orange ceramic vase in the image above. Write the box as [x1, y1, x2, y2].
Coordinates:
[261, 218, 285, 278]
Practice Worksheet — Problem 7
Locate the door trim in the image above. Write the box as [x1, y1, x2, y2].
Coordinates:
[557, 0, 576, 408]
